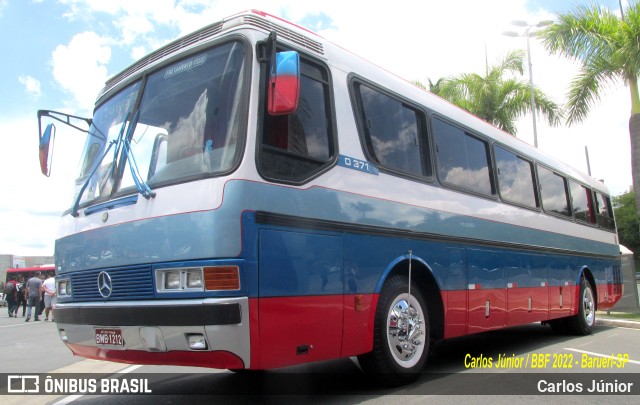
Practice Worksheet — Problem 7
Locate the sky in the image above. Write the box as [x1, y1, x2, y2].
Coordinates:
[0, 0, 633, 256]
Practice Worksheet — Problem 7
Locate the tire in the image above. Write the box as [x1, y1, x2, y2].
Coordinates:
[358, 275, 429, 386]
[565, 276, 595, 335]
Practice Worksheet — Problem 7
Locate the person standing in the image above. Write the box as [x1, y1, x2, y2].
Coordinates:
[25, 271, 43, 322]
[4, 276, 17, 317]
[38, 273, 46, 318]
[42, 273, 56, 322]
[14, 276, 27, 317]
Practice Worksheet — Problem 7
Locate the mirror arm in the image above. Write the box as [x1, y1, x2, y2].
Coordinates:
[37, 110, 92, 135]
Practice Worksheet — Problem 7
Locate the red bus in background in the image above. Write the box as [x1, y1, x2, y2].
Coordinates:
[5, 266, 55, 285]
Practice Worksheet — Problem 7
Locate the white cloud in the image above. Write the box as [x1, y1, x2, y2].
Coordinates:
[131, 45, 147, 60]
[115, 12, 155, 45]
[51, 31, 112, 111]
[18, 75, 41, 99]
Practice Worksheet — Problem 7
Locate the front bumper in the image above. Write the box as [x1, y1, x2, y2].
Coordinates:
[55, 297, 251, 369]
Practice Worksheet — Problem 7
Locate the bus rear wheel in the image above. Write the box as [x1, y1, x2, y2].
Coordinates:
[565, 276, 595, 335]
[358, 275, 429, 386]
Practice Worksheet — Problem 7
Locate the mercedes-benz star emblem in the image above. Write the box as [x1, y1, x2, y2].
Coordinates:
[97, 271, 113, 298]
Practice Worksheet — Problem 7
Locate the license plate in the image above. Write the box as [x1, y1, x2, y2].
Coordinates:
[95, 328, 124, 346]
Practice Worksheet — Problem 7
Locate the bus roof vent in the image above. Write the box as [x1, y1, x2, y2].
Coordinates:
[100, 22, 224, 98]
[243, 15, 324, 55]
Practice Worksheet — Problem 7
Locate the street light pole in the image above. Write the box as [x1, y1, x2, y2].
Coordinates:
[524, 26, 539, 148]
[503, 20, 553, 149]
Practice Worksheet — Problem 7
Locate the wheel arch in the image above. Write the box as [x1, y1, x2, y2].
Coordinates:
[374, 253, 445, 343]
[578, 266, 597, 312]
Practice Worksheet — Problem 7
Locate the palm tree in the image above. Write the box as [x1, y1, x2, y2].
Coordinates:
[539, 2, 640, 215]
[420, 50, 562, 135]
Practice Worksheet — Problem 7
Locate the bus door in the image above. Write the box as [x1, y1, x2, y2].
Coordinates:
[257, 229, 344, 368]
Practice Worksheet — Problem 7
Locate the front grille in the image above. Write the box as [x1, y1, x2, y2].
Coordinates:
[70, 265, 154, 301]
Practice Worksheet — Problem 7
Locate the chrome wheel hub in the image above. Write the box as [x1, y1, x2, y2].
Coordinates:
[387, 296, 424, 367]
[583, 286, 595, 326]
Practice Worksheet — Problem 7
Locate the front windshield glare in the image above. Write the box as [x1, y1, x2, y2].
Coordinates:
[73, 41, 246, 208]
[75, 83, 140, 206]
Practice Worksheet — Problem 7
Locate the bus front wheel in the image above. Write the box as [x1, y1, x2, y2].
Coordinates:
[357, 275, 429, 386]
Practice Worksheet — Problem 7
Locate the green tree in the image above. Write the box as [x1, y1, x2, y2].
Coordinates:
[539, 2, 640, 216]
[418, 50, 562, 135]
[613, 191, 640, 251]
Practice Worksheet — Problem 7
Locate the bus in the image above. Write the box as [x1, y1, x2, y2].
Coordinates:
[5, 266, 55, 285]
[3, 266, 55, 306]
[37, 10, 622, 385]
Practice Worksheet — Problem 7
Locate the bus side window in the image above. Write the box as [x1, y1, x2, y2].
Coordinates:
[353, 82, 430, 178]
[594, 192, 615, 230]
[569, 180, 596, 224]
[259, 58, 335, 184]
[494, 145, 537, 208]
[537, 165, 571, 217]
[432, 117, 494, 196]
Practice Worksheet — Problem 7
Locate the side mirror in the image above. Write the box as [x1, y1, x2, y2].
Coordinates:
[39, 123, 56, 177]
[268, 50, 300, 115]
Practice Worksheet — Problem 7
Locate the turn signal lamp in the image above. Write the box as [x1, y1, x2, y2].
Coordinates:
[204, 266, 240, 290]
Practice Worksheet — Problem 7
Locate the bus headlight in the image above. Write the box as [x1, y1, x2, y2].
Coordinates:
[156, 267, 205, 292]
[186, 270, 203, 288]
[57, 280, 72, 297]
[164, 271, 181, 290]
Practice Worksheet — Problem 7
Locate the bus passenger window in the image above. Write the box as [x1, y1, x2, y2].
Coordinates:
[354, 83, 429, 178]
[537, 165, 570, 217]
[433, 117, 493, 196]
[260, 59, 334, 183]
[569, 180, 596, 224]
[494, 145, 537, 208]
[595, 192, 615, 230]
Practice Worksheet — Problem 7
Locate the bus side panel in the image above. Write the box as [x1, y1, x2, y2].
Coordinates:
[443, 248, 468, 338]
[506, 254, 549, 326]
[467, 249, 506, 333]
[257, 229, 344, 369]
[258, 296, 344, 368]
[596, 260, 623, 309]
[340, 293, 378, 357]
[548, 257, 575, 319]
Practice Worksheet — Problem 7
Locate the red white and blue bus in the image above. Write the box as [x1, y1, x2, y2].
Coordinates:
[37, 10, 622, 385]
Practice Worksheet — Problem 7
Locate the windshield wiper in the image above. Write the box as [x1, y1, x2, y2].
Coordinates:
[72, 116, 131, 217]
[122, 110, 155, 199]
[71, 111, 155, 217]
[71, 137, 119, 217]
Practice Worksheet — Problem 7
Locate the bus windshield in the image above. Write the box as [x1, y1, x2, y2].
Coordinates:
[74, 40, 247, 208]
